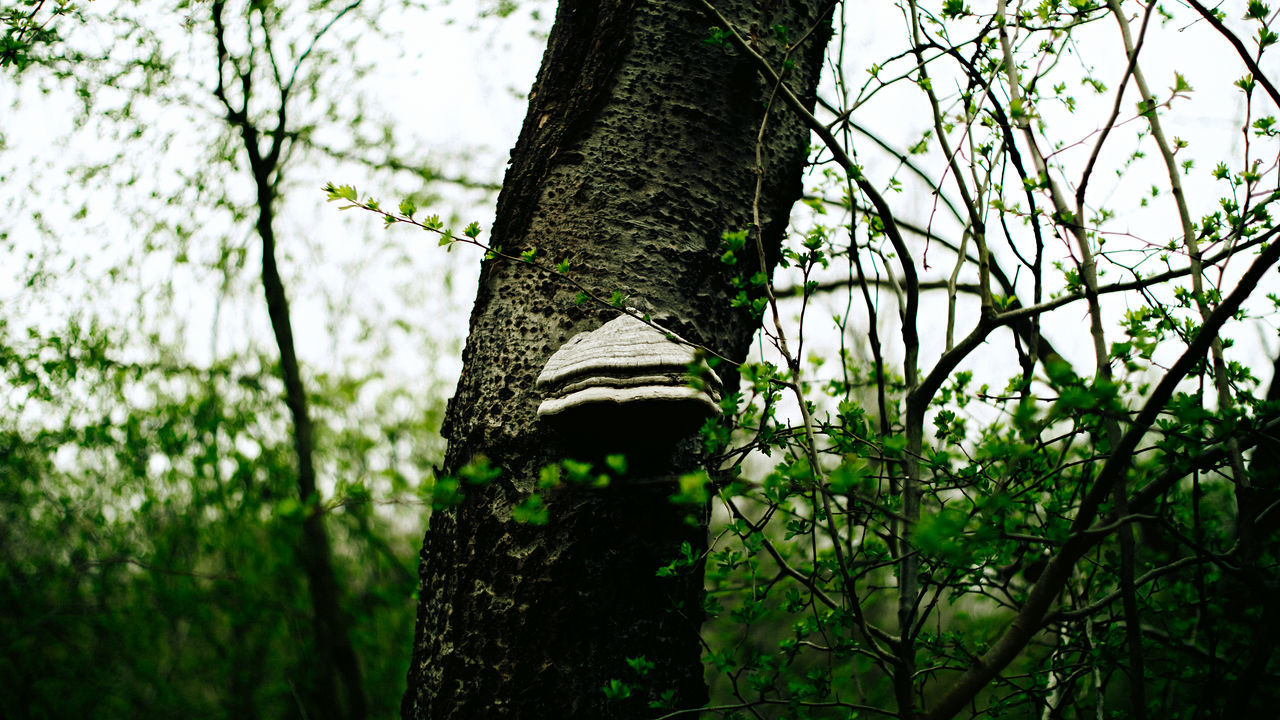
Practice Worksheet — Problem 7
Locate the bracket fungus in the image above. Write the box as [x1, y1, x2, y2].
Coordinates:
[535, 314, 722, 445]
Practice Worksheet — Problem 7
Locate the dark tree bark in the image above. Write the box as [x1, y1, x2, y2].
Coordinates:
[403, 1, 832, 717]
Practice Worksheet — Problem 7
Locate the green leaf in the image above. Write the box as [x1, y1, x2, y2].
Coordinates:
[882, 435, 907, 456]
[670, 470, 710, 505]
[562, 459, 594, 483]
[323, 183, 360, 209]
[703, 26, 730, 46]
[605, 453, 628, 475]
[721, 229, 749, 251]
[512, 494, 549, 525]
[1045, 356, 1078, 386]
[649, 688, 678, 710]
[464, 221, 482, 238]
[626, 655, 655, 676]
[601, 678, 634, 700]
[942, 0, 969, 18]
[538, 463, 562, 489]
[1172, 72, 1193, 95]
[429, 476, 465, 508]
[828, 458, 865, 494]
[458, 455, 501, 485]
[275, 496, 303, 518]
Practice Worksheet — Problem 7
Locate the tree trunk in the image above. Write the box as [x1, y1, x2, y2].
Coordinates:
[254, 162, 368, 720]
[402, 1, 831, 717]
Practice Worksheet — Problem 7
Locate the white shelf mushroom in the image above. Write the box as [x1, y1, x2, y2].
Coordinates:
[535, 314, 723, 436]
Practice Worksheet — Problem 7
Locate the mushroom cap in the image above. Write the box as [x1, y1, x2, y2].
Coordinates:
[535, 314, 722, 421]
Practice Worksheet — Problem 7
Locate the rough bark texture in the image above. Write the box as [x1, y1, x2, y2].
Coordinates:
[403, 1, 831, 717]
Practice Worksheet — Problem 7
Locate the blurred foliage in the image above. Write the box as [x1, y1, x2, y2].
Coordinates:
[1, 0, 472, 716]
[0, 317, 442, 718]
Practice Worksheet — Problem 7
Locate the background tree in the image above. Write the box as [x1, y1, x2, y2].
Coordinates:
[206, 1, 378, 713]
[0, 1, 508, 717]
